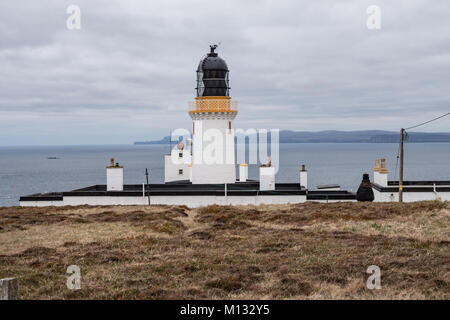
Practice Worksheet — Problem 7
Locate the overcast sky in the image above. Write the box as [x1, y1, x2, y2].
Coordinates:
[1, 0, 449, 145]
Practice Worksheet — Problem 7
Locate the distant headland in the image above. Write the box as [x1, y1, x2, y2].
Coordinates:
[134, 130, 450, 144]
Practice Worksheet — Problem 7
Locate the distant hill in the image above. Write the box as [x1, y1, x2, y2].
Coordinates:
[278, 130, 450, 143]
[134, 130, 450, 144]
[135, 136, 172, 145]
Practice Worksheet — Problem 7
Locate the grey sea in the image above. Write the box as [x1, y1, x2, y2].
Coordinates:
[0, 143, 449, 207]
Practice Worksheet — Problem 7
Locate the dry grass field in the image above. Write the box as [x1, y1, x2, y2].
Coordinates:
[0, 201, 449, 299]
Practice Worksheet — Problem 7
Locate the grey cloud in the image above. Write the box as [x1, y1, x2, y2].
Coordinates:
[0, 0, 449, 145]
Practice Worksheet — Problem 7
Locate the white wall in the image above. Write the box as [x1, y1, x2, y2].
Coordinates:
[20, 200, 65, 207]
[191, 117, 236, 184]
[64, 196, 148, 206]
[260, 167, 275, 191]
[373, 171, 388, 187]
[226, 195, 306, 206]
[373, 189, 449, 202]
[307, 199, 357, 203]
[21, 191, 449, 207]
[107, 168, 123, 191]
[300, 170, 308, 189]
[20, 194, 307, 208]
[239, 164, 248, 182]
[22, 190, 450, 207]
[164, 149, 192, 182]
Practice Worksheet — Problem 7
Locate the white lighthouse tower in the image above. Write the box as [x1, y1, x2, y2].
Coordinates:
[189, 45, 237, 184]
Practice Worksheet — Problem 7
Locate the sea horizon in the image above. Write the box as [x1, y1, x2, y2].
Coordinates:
[1, 142, 449, 207]
[3, 140, 450, 148]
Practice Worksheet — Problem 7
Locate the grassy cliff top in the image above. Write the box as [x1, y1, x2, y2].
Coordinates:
[0, 201, 448, 299]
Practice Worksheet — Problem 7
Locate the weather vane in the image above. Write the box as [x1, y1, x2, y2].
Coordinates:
[210, 43, 221, 53]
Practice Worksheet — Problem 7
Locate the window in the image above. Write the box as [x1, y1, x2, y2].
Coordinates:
[178, 169, 183, 175]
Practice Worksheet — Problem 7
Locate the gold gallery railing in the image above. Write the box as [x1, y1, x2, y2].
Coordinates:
[188, 99, 238, 113]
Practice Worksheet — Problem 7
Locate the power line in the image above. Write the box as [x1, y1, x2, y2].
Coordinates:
[405, 112, 450, 130]
[396, 112, 448, 202]
[395, 112, 449, 202]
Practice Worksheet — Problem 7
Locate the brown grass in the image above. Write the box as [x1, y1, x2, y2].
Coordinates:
[0, 201, 448, 299]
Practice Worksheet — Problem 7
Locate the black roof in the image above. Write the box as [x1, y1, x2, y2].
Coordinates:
[19, 182, 363, 202]
[20, 182, 307, 201]
[372, 180, 450, 193]
[197, 45, 228, 72]
[196, 45, 230, 96]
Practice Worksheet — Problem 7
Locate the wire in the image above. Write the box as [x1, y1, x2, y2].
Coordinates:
[393, 112, 448, 185]
[405, 112, 450, 130]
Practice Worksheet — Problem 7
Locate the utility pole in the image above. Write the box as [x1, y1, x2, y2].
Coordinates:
[145, 168, 150, 205]
[399, 128, 405, 202]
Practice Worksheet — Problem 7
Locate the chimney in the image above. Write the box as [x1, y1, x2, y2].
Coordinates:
[373, 158, 388, 187]
[374, 159, 380, 171]
[300, 164, 308, 189]
[260, 163, 275, 191]
[106, 158, 123, 191]
[373, 159, 380, 186]
[380, 158, 388, 173]
[239, 163, 248, 182]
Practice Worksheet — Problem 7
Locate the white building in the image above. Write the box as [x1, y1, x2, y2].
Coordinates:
[19, 46, 450, 207]
[164, 142, 192, 183]
[371, 158, 450, 202]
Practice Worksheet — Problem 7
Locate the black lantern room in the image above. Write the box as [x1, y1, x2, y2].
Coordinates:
[196, 45, 230, 97]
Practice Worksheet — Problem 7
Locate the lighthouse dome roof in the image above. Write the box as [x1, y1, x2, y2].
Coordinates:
[197, 45, 229, 72]
[196, 45, 230, 97]
[197, 56, 228, 72]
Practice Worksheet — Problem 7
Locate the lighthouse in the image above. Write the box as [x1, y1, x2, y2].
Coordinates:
[189, 45, 237, 184]
[20, 46, 450, 207]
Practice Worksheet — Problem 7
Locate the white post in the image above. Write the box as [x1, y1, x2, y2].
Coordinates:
[239, 163, 248, 182]
[0, 278, 18, 300]
[300, 164, 308, 189]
